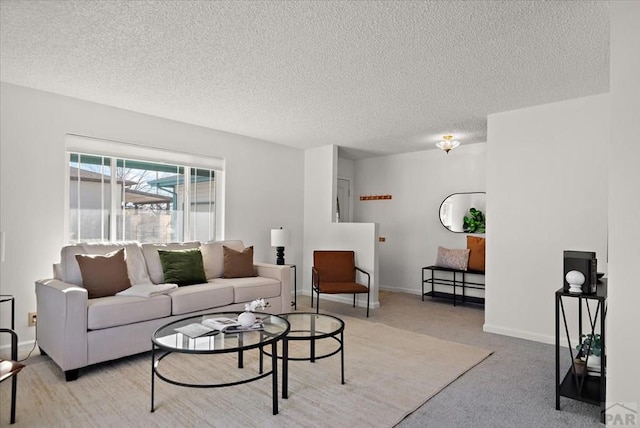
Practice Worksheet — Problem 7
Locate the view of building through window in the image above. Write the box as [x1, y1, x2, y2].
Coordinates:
[68, 153, 215, 243]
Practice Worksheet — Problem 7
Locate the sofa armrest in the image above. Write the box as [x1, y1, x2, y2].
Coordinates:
[35, 278, 88, 372]
[254, 263, 292, 312]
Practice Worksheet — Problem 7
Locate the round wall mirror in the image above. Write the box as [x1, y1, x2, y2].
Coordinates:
[439, 192, 486, 233]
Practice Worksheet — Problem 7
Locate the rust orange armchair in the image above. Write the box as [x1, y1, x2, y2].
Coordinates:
[312, 250, 371, 317]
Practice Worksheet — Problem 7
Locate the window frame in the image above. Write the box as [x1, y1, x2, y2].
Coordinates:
[65, 134, 225, 243]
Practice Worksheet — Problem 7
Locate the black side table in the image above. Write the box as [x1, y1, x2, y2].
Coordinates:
[555, 281, 607, 423]
[0, 295, 15, 330]
[286, 264, 297, 310]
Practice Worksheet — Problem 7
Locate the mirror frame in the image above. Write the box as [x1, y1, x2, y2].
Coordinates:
[439, 192, 486, 233]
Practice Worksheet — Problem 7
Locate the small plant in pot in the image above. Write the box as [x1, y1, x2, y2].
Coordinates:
[576, 333, 602, 368]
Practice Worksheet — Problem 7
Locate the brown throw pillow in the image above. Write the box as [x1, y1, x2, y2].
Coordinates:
[223, 246, 256, 278]
[467, 236, 486, 272]
[75, 248, 131, 298]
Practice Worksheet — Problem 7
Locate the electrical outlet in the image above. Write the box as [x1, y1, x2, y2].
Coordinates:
[29, 312, 37, 327]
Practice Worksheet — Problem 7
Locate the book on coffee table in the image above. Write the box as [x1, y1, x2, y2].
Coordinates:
[174, 323, 216, 338]
[202, 317, 264, 333]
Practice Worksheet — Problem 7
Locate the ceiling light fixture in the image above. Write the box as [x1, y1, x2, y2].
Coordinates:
[436, 135, 460, 154]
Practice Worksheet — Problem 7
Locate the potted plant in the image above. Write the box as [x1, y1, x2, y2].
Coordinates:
[463, 208, 486, 233]
[576, 333, 602, 368]
[572, 357, 587, 376]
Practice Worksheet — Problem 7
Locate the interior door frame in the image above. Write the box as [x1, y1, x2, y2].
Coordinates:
[337, 177, 352, 222]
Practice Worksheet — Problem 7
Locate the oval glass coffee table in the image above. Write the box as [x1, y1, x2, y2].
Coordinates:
[151, 312, 290, 415]
[274, 312, 345, 398]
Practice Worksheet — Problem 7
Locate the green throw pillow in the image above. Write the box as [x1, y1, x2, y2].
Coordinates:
[157, 248, 207, 286]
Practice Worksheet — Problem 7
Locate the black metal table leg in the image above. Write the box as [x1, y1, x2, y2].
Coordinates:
[282, 337, 289, 399]
[555, 293, 560, 410]
[431, 269, 435, 299]
[259, 344, 264, 374]
[151, 344, 156, 413]
[600, 301, 606, 423]
[271, 341, 278, 415]
[453, 272, 457, 307]
[310, 315, 316, 363]
[340, 330, 345, 384]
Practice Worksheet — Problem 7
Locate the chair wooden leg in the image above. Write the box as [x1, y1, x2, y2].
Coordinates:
[366, 291, 370, 317]
[353, 294, 356, 308]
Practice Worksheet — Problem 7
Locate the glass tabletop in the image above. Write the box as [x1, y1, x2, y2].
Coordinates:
[279, 312, 344, 340]
[152, 312, 289, 353]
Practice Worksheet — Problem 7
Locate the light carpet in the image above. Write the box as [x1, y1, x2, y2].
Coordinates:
[1, 316, 492, 427]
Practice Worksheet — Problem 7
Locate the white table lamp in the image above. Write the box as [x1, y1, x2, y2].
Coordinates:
[271, 227, 290, 265]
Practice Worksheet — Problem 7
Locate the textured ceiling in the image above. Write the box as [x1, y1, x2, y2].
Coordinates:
[0, 1, 609, 159]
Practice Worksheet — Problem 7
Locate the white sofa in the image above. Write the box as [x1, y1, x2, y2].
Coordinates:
[35, 240, 291, 381]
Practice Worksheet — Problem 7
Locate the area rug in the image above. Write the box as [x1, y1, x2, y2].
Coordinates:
[1, 316, 492, 427]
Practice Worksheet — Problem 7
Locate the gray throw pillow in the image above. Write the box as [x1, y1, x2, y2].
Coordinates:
[435, 247, 470, 271]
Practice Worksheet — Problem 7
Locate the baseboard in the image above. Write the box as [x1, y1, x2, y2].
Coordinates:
[0, 339, 38, 355]
[297, 291, 380, 309]
[378, 285, 420, 295]
[483, 323, 557, 346]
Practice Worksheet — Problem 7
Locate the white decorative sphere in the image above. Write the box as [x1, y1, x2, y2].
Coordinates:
[566, 270, 585, 294]
[565, 270, 585, 285]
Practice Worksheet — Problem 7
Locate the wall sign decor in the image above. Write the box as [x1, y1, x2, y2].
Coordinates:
[359, 194, 392, 201]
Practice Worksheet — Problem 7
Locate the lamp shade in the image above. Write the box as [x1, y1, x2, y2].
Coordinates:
[271, 228, 290, 247]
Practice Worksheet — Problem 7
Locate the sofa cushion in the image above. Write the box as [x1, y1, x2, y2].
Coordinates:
[61, 242, 151, 286]
[158, 248, 207, 286]
[223, 246, 257, 278]
[201, 240, 244, 279]
[141, 242, 200, 284]
[75, 248, 131, 298]
[210, 276, 281, 303]
[169, 282, 235, 315]
[87, 295, 172, 330]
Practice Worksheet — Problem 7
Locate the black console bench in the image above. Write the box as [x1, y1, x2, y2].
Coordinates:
[421, 265, 485, 306]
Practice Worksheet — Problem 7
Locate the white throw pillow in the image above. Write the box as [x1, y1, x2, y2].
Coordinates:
[435, 247, 470, 271]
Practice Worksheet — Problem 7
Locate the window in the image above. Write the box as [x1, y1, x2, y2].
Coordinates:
[66, 136, 222, 244]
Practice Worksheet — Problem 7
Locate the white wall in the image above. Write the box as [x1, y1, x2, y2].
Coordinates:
[353, 143, 487, 293]
[485, 93, 609, 344]
[303, 145, 379, 309]
[607, 0, 640, 413]
[0, 83, 304, 347]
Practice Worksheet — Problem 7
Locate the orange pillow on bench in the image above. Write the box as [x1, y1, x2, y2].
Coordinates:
[467, 236, 486, 272]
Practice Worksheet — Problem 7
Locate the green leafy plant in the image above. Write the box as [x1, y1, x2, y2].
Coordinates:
[576, 333, 602, 357]
[463, 208, 486, 233]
